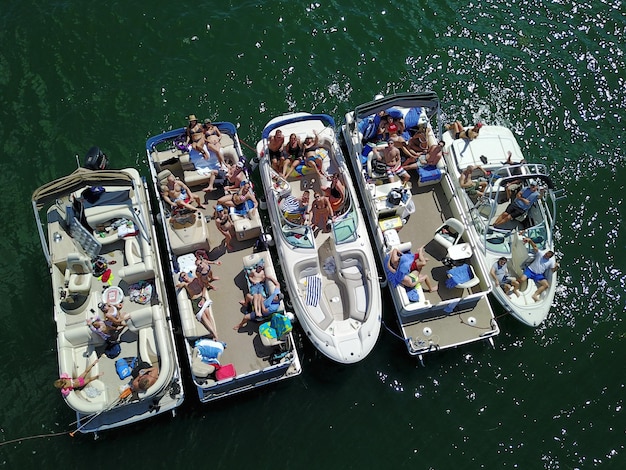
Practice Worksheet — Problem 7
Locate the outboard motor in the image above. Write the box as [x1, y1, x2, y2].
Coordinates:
[83, 146, 109, 170]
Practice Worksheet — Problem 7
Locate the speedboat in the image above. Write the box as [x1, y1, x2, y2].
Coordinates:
[256, 113, 382, 364]
[31, 148, 184, 435]
[146, 122, 301, 403]
[341, 92, 500, 363]
[442, 125, 563, 326]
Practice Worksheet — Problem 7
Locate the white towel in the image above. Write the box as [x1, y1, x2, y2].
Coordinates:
[305, 275, 322, 306]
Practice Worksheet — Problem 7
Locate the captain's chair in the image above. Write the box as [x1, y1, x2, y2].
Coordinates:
[65, 253, 93, 293]
[433, 218, 465, 249]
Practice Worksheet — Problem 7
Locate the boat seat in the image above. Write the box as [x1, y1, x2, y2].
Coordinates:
[124, 236, 142, 266]
[230, 208, 262, 242]
[433, 218, 465, 249]
[139, 328, 158, 364]
[65, 253, 93, 294]
[126, 306, 154, 332]
[448, 264, 481, 290]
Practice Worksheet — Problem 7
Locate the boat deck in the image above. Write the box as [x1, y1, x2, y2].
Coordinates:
[149, 148, 300, 389]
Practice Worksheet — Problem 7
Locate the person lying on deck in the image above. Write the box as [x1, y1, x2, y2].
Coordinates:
[493, 180, 540, 226]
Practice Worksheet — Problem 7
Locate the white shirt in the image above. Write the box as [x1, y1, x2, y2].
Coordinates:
[528, 249, 556, 275]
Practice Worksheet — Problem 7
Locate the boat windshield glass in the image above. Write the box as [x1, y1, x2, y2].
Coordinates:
[332, 204, 358, 244]
[280, 219, 314, 249]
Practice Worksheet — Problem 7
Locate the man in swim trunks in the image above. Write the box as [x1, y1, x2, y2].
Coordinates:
[186, 115, 211, 160]
[490, 257, 520, 296]
[234, 283, 284, 330]
[372, 141, 410, 183]
[516, 238, 558, 302]
[493, 180, 541, 226]
[161, 174, 205, 212]
[459, 165, 488, 197]
[240, 264, 280, 322]
[269, 129, 285, 173]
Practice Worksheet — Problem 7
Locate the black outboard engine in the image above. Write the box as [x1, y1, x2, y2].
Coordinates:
[83, 146, 109, 170]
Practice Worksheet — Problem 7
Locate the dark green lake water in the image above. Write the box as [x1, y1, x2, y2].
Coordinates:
[1, 1, 624, 468]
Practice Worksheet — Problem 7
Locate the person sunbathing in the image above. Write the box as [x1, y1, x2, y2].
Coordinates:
[54, 358, 102, 397]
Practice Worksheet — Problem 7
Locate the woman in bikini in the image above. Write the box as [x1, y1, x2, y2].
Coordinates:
[217, 181, 258, 215]
[54, 358, 102, 397]
[309, 191, 333, 233]
[302, 130, 327, 179]
[176, 272, 218, 339]
[203, 119, 226, 167]
[213, 205, 234, 251]
[282, 133, 302, 178]
[186, 115, 210, 160]
[322, 173, 345, 213]
[446, 121, 483, 140]
[195, 256, 222, 286]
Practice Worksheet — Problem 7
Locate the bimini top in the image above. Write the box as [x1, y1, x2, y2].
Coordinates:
[31, 167, 136, 208]
[352, 91, 440, 120]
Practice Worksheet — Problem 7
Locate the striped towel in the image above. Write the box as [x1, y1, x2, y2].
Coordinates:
[305, 275, 322, 306]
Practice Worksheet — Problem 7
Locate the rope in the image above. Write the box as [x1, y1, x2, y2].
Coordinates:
[0, 431, 70, 447]
[238, 137, 257, 153]
[381, 319, 410, 346]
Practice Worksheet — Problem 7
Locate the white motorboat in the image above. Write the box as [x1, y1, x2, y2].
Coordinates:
[256, 113, 382, 364]
[442, 125, 563, 326]
[146, 123, 301, 403]
[341, 92, 500, 363]
[32, 149, 184, 435]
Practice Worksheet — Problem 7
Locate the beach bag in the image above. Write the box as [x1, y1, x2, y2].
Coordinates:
[215, 363, 237, 381]
[373, 159, 387, 175]
[115, 357, 137, 379]
[104, 342, 121, 359]
[387, 189, 403, 205]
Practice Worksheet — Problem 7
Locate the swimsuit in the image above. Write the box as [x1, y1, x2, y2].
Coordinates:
[59, 375, 86, 397]
[173, 187, 191, 204]
[250, 282, 265, 296]
[286, 142, 301, 159]
[269, 148, 283, 158]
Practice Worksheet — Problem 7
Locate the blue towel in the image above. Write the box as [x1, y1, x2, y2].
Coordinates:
[446, 265, 473, 289]
[305, 275, 322, 306]
[384, 252, 414, 288]
[404, 107, 421, 128]
[419, 166, 442, 183]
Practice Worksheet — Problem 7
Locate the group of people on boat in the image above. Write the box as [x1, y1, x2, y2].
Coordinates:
[490, 237, 558, 302]
[278, 172, 345, 234]
[268, 128, 329, 180]
[176, 250, 222, 340]
[360, 110, 445, 179]
[186, 115, 226, 168]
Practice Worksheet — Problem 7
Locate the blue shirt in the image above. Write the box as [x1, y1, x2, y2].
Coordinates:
[514, 187, 539, 211]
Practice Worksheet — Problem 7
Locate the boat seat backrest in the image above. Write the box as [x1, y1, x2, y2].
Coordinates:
[433, 218, 465, 249]
[66, 252, 93, 293]
[67, 253, 92, 275]
[126, 306, 154, 332]
[125, 236, 142, 266]
[63, 323, 93, 347]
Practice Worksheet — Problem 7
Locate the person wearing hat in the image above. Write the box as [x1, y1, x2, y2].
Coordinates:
[213, 205, 234, 251]
[493, 179, 541, 227]
[185, 114, 210, 160]
[234, 282, 283, 330]
[446, 121, 483, 140]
